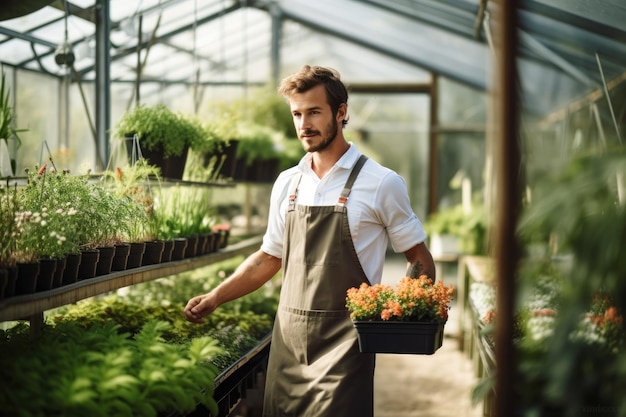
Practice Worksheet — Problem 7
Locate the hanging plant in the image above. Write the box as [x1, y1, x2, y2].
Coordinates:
[113, 104, 206, 158]
[0, 69, 26, 145]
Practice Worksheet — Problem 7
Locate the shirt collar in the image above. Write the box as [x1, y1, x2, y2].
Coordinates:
[297, 142, 361, 173]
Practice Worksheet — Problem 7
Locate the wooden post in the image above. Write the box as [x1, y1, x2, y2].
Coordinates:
[493, 1, 520, 416]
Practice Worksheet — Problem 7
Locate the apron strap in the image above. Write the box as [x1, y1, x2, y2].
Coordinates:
[287, 172, 303, 212]
[287, 154, 369, 213]
[335, 155, 369, 212]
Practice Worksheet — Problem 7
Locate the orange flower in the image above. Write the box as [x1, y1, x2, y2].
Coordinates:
[346, 276, 455, 322]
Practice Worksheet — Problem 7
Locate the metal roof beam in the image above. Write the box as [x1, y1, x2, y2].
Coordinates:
[358, 0, 478, 39]
[0, 27, 56, 49]
[271, 5, 487, 91]
[78, 2, 242, 78]
[520, 0, 626, 42]
[519, 30, 599, 88]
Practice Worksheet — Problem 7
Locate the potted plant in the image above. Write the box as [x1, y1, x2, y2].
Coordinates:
[113, 104, 207, 180]
[426, 202, 494, 282]
[234, 124, 281, 183]
[0, 179, 19, 297]
[151, 186, 217, 257]
[186, 120, 242, 182]
[0, 69, 26, 177]
[346, 275, 455, 354]
[424, 204, 466, 256]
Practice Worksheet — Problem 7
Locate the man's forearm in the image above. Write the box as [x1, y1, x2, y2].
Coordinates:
[213, 250, 282, 306]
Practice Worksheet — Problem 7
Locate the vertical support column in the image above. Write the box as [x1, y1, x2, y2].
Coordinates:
[95, 0, 111, 171]
[269, 3, 282, 87]
[427, 74, 439, 215]
[493, 1, 520, 416]
[58, 74, 70, 155]
[29, 312, 44, 338]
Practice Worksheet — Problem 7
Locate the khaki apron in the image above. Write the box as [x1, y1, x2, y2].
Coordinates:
[263, 155, 375, 417]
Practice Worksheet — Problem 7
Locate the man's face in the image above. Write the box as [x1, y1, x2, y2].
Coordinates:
[288, 84, 344, 153]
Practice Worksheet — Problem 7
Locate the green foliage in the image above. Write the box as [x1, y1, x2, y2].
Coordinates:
[151, 185, 216, 239]
[117, 256, 280, 318]
[113, 104, 207, 157]
[0, 68, 26, 145]
[13, 164, 152, 259]
[0, 180, 19, 267]
[15, 166, 88, 259]
[100, 160, 160, 242]
[425, 203, 489, 255]
[247, 87, 297, 139]
[236, 123, 281, 166]
[276, 137, 304, 171]
[0, 320, 222, 417]
[515, 148, 626, 416]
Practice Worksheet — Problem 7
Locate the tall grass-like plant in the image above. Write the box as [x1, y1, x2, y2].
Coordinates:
[101, 160, 159, 242]
[0, 69, 26, 146]
[0, 180, 19, 267]
[152, 186, 216, 239]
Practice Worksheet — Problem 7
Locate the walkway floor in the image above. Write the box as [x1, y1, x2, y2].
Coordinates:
[375, 253, 482, 417]
[232, 252, 484, 417]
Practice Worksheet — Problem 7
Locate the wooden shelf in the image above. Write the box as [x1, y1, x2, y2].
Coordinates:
[0, 236, 262, 322]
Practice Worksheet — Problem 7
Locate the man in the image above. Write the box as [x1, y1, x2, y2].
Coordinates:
[184, 65, 435, 417]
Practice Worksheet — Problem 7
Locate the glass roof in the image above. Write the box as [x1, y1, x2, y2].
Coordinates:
[0, 0, 624, 116]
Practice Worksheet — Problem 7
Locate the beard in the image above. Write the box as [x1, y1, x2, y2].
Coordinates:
[300, 117, 339, 153]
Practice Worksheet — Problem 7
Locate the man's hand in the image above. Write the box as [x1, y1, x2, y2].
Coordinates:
[184, 293, 218, 324]
[183, 249, 282, 324]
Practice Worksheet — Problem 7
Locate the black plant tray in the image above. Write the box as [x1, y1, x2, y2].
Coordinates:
[175, 333, 272, 417]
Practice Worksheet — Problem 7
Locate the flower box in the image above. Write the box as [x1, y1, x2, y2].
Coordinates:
[353, 320, 445, 354]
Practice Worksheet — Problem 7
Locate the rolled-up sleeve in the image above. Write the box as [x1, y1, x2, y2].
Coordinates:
[260, 170, 295, 259]
[378, 173, 427, 253]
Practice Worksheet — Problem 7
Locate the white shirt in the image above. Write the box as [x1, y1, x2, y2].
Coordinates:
[261, 143, 427, 284]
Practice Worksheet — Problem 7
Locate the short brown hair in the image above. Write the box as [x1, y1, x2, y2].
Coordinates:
[278, 65, 349, 127]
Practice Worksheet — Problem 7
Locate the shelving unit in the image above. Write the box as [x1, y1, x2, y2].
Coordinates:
[456, 255, 496, 417]
[0, 235, 263, 328]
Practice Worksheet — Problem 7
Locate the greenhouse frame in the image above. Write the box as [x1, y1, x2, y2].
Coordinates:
[1, 1, 625, 416]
